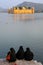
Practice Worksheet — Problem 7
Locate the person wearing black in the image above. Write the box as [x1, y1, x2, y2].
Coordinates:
[10, 48, 16, 62]
[16, 46, 24, 60]
[6, 48, 16, 62]
[24, 48, 34, 61]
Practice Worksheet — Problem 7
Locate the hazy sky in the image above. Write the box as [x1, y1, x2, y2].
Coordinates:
[0, 0, 43, 8]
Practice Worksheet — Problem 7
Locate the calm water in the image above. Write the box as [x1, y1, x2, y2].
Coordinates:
[0, 13, 43, 63]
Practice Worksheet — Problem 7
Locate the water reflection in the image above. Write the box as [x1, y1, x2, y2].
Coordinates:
[14, 14, 35, 22]
[0, 13, 43, 63]
[14, 14, 43, 22]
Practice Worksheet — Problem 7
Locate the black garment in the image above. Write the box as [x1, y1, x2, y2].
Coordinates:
[16, 46, 24, 60]
[9, 48, 16, 62]
[10, 52, 16, 62]
[24, 48, 34, 61]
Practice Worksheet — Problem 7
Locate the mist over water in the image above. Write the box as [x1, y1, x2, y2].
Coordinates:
[0, 13, 43, 63]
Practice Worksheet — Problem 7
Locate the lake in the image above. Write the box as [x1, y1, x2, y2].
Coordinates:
[0, 13, 43, 63]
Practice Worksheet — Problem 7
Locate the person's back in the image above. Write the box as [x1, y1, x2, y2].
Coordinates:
[24, 48, 34, 61]
[16, 46, 24, 60]
[10, 48, 16, 62]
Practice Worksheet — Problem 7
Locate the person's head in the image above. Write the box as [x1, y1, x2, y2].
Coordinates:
[20, 46, 23, 48]
[26, 47, 30, 51]
[10, 47, 15, 52]
[19, 46, 23, 50]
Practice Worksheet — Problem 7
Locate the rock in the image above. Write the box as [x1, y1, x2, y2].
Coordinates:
[0, 59, 42, 65]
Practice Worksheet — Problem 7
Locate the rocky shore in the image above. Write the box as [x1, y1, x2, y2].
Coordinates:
[0, 59, 42, 65]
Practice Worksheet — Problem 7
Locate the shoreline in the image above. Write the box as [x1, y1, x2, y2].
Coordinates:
[0, 59, 42, 65]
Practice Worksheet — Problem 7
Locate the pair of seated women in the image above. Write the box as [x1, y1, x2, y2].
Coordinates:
[6, 46, 34, 62]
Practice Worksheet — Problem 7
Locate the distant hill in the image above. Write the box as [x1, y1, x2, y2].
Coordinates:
[16, 1, 43, 12]
[0, 2, 43, 13]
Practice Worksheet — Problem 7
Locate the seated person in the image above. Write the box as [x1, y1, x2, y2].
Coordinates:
[16, 46, 24, 60]
[6, 47, 16, 62]
[24, 47, 34, 61]
[10, 48, 16, 62]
